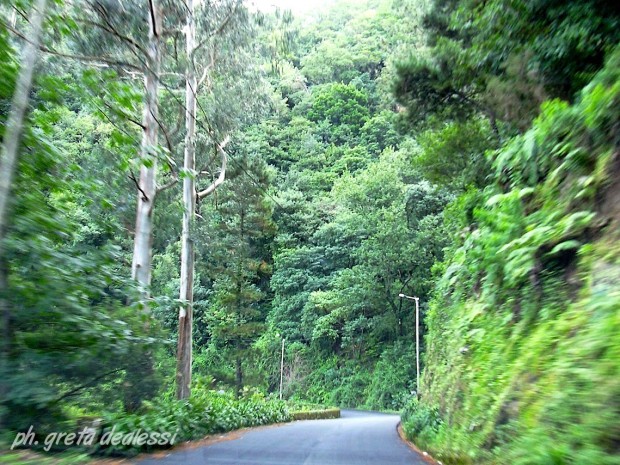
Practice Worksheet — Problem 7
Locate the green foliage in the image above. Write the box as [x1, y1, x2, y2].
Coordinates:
[290, 408, 340, 420]
[96, 384, 290, 456]
[196, 152, 275, 395]
[402, 397, 442, 442]
[306, 83, 370, 144]
[412, 118, 495, 189]
[7, 2, 618, 464]
[413, 47, 620, 465]
[366, 341, 416, 410]
[396, 0, 620, 134]
[284, 400, 328, 412]
[0, 450, 93, 465]
[1, 83, 162, 431]
[299, 0, 423, 87]
[263, 0, 451, 403]
[460, 0, 620, 100]
[394, 53, 478, 128]
[301, 358, 372, 408]
[270, 149, 450, 384]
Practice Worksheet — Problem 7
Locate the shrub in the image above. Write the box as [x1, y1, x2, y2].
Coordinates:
[291, 408, 341, 420]
[401, 397, 442, 439]
[95, 388, 290, 456]
[366, 342, 416, 411]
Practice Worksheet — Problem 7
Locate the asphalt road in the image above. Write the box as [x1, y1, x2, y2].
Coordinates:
[136, 410, 426, 465]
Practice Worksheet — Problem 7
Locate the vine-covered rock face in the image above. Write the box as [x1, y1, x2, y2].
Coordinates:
[408, 48, 620, 465]
[598, 152, 620, 230]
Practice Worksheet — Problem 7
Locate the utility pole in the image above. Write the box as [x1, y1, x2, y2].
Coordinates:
[279, 337, 285, 400]
[414, 296, 420, 392]
[399, 293, 420, 395]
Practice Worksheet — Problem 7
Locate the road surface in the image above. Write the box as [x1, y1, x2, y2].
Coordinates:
[137, 410, 426, 465]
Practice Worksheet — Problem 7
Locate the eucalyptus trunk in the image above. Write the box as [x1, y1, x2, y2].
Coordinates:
[124, 0, 162, 412]
[176, 0, 197, 400]
[131, 0, 162, 294]
[0, 0, 47, 429]
[0, 0, 47, 242]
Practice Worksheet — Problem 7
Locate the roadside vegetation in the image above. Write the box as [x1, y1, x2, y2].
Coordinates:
[398, 1, 620, 464]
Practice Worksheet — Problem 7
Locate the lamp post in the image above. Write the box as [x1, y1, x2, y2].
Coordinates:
[279, 337, 285, 400]
[399, 293, 420, 395]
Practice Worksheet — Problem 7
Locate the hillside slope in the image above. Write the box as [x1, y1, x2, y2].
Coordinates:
[403, 48, 620, 465]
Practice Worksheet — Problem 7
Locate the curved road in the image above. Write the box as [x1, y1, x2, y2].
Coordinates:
[137, 410, 426, 465]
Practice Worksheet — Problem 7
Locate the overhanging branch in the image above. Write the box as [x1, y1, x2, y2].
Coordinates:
[197, 136, 230, 199]
[1, 19, 143, 72]
[156, 175, 178, 194]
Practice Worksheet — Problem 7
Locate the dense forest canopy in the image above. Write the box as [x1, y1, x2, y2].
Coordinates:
[0, 0, 618, 463]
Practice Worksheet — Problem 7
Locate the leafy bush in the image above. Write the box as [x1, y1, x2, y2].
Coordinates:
[401, 397, 442, 440]
[285, 400, 328, 412]
[301, 357, 372, 407]
[291, 408, 341, 420]
[329, 369, 372, 408]
[366, 341, 416, 411]
[95, 387, 290, 456]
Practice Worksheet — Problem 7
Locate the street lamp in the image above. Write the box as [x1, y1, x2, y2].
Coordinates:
[399, 293, 420, 395]
[279, 337, 285, 400]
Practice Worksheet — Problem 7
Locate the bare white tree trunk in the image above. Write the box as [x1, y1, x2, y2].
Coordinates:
[0, 0, 47, 429]
[176, 0, 234, 398]
[176, 0, 197, 401]
[131, 0, 162, 294]
[123, 0, 162, 412]
[0, 0, 47, 240]
[175, 0, 238, 399]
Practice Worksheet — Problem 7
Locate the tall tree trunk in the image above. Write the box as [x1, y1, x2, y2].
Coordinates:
[175, 0, 231, 399]
[0, 0, 47, 243]
[131, 0, 161, 294]
[124, 0, 161, 412]
[176, 0, 197, 400]
[0, 0, 47, 429]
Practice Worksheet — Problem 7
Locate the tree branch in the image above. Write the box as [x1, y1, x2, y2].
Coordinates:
[197, 47, 216, 90]
[160, 72, 184, 78]
[150, 111, 177, 178]
[169, 101, 186, 140]
[197, 144, 219, 175]
[52, 368, 123, 405]
[162, 28, 183, 37]
[76, 13, 146, 57]
[129, 171, 149, 202]
[156, 175, 178, 194]
[453, 89, 502, 142]
[102, 99, 145, 130]
[1, 19, 143, 72]
[197, 136, 230, 199]
[91, 101, 141, 147]
[148, 0, 159, 37]
[11, 4, 29, 23]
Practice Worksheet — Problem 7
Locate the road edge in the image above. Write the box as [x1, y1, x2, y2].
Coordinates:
[397, 422, 442, 465]
[88, 421, 290, 465]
